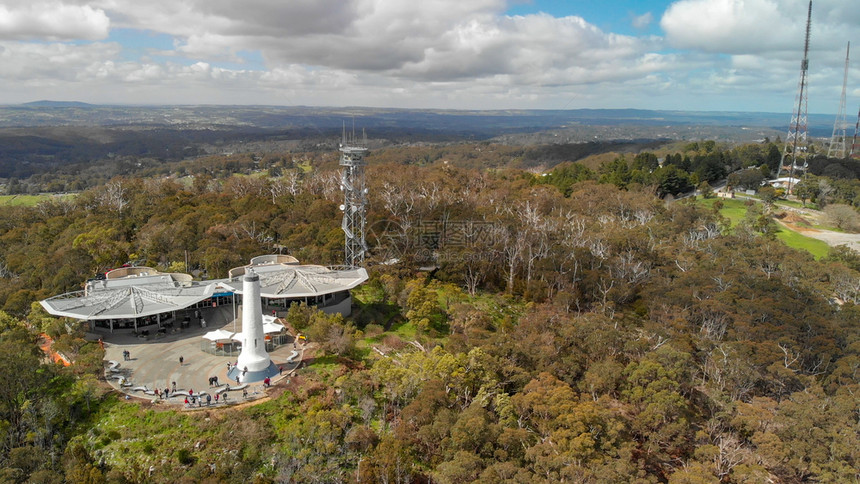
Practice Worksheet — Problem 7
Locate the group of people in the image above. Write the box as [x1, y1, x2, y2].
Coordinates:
[117, 330, 296, 408]
[184, 391, 229, 407]
[153, 381, 178, 400]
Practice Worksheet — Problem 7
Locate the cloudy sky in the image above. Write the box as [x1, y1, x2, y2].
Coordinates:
[0, 0, 857, 113]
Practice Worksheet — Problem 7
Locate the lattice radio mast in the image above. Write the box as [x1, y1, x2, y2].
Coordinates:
[851, 106, 860, 159]
[339, 122, 368, 268]
[778, 0, 813, 193]
[827, 42, 850, 159]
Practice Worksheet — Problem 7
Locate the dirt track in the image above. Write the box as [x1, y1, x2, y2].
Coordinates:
[780, 221, 860, 252]
[776, 206, 860, 252]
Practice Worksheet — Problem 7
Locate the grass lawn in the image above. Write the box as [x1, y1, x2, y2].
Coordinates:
[773, 227, 831, 259]
[0, 193, 77, 206]
[698, 197, 748, 226]
[776, 199, 819, 210]
[307, 354, 342, 376]
[387, 320, 419, 341]
[697, 197, 831, 259]
[0, 194, 52, 206]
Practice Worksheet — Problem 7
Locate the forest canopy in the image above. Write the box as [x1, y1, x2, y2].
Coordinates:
[0, 140, 858, 483]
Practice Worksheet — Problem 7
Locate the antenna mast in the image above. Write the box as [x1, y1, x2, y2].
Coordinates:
[827, 42, 850, 159]
[339, 124, 368, 268]
[778, 0, 812, 193]
[851, 106, 860, 160]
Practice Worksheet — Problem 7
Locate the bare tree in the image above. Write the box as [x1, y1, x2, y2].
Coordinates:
[99, 180, 129, 216]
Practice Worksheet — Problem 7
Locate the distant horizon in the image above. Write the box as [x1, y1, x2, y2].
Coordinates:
[4, 100, 843, 118]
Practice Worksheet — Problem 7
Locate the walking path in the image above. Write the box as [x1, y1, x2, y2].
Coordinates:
[98, 309, 305, 409]
[778, 220, 860, 251]
[773, 203, 860, 252]
[716, 190, 860, 253]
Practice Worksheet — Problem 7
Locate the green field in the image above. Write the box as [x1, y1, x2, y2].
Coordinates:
[773, 225, 831, 259]
[775, 199, 819, 210]
[0, 194, 76, 206]
[697, 196, 831, 259]
[698, 197, 748, 226]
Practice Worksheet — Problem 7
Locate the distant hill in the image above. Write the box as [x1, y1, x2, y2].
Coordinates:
[22, 100, 95, 108]
[0, 104, 835, 179]
[0, 104, 834, 136]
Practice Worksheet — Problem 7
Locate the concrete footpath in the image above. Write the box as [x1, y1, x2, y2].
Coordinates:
[99, 311, 304, 407]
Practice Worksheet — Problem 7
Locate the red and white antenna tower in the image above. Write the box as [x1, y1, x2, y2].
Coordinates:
[827, 42, 850, 159]
[778, 0, 813, 193]
[850, 106, 860, 160]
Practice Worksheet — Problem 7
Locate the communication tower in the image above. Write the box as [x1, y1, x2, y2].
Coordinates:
[778, 0, 813, 193]
[827, 42, 850, 159]
[851, 106, 860, 159]
[339, 124, 368, 268]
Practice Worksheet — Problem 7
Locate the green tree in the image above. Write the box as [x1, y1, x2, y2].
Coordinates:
[698, 181, 714, 199]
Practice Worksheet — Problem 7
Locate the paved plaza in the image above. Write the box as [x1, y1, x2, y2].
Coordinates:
[98, 310, 304, 408]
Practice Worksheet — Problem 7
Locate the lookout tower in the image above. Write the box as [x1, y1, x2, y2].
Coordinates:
[339, 126, 368, 268]
[228, 271, 278, 382]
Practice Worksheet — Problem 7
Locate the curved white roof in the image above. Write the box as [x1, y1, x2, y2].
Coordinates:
[217, 263, 368, 299]
[40, 256, 368, 321]
[40, 279, 215, 320]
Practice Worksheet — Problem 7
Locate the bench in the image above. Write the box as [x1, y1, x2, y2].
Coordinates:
[117, 376, 133, 387]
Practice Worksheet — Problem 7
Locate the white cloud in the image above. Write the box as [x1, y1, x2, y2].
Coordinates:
[661, 0, 857, 55]
[0, 41, 120, 81]
[661, 0, 797, 54]
[632, 12, 653, 30]
[0, 2, 109, 41]
[0, 0, 855, 112]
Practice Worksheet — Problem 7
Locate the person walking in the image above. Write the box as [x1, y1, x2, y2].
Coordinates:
[206, 394, 211, 406]
[214, 393, 219, 404]
[179, 356, 184, 366]
[171, 381, 176, 392]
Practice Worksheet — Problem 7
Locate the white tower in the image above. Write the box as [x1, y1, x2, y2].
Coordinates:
[231, 271, 275, 381]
